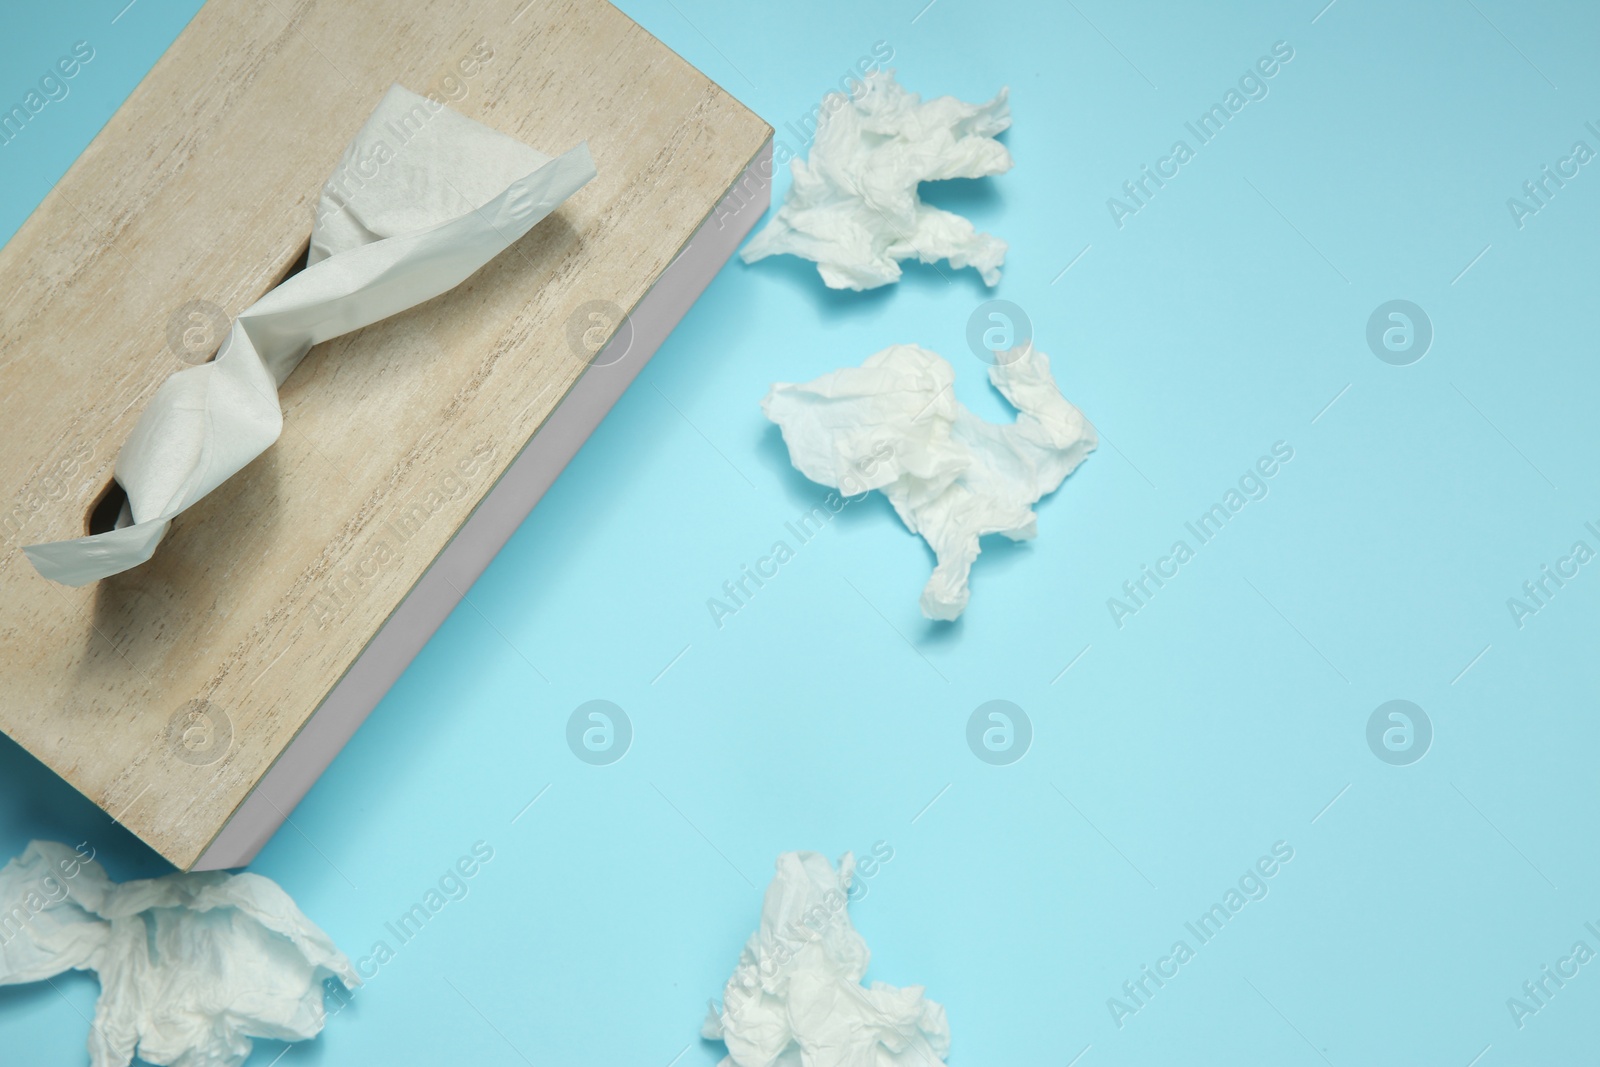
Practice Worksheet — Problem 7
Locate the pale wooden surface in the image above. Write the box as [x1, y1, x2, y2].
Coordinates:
[0, 0, 769, 869]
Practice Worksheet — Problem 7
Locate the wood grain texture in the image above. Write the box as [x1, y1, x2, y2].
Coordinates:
[0, 0, 769, 868]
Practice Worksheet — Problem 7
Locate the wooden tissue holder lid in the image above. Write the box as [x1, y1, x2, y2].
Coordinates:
[0, 0, 771, 870]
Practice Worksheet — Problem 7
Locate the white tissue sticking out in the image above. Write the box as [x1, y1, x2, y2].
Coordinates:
[25, 84, 596, 586]
[702, 851, 949, 1067]
[741, 71, 1011, 290]
[764, 343, 1095, 620]
[0, 840, 357, 1067]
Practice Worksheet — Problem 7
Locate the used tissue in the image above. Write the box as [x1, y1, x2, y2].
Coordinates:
[741, 71, 1011, 290]
[702, 851, 949, 1067]
[764, 342, 1096, 620]
[25, 84, 596, 586]
[0, 840, 357, 1067]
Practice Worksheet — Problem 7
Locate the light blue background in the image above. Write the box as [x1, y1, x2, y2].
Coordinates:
[3, 1, 1598, 1064]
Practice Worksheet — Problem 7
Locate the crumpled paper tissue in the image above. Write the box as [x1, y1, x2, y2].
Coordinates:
[764, 342, 1095, 620]
[25, 84, 596, 586]
[0, 840, 357, 1067]
[702, 851, 949, 1067]
[741, 71, 1011, 290]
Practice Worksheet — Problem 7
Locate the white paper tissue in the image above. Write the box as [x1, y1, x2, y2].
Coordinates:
[0, 840, 356, 1067]
[764, 342, 1095, 620]
[703, 851, 949, 1067]
[25, 85, 596, 586]
[741, 71, 1011, 290]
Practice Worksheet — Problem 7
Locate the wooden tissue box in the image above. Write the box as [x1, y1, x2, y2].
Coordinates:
[0, 0, 771, 869]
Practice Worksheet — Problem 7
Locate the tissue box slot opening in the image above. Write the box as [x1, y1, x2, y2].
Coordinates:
[86, 479, 128, 535]
[278, 239, 309, 285]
